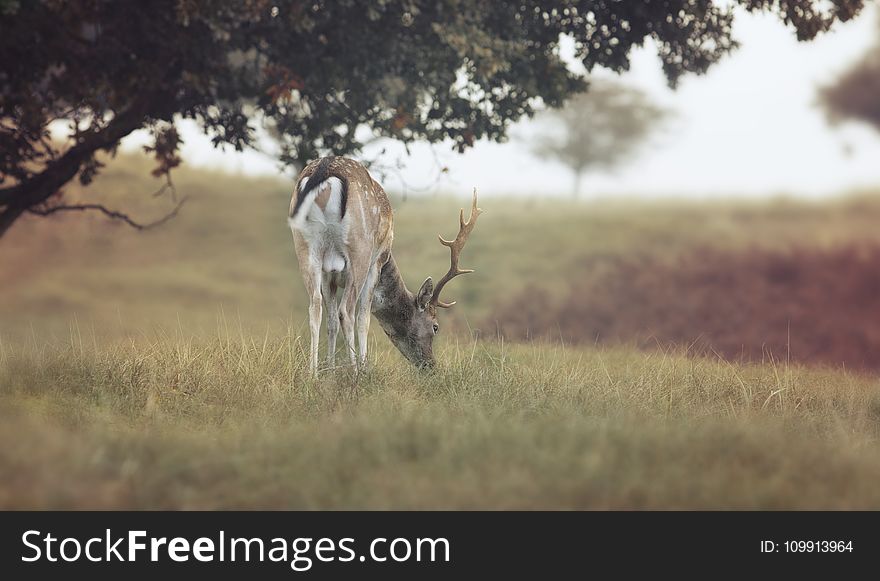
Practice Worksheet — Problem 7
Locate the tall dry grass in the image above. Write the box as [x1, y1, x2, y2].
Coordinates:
[2, 327, 880, 509]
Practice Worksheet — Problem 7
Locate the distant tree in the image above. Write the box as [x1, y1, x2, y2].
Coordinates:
[0, 0, 866, 237]
[820, 14, 880, 132]
[528, 80, 668, 197]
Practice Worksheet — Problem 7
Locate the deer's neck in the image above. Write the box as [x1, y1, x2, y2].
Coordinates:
[371, 253, 414, 334]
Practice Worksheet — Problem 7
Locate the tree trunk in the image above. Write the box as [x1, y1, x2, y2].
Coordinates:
[572, 170, 583, 199]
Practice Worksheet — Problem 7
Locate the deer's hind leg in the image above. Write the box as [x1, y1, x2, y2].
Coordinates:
[338, 257, 371, 370]
[292, 229, 325, 376]
[355, 258, 382, 369]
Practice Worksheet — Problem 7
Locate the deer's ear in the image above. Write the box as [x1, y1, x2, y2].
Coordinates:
[416, 277, 433, 311]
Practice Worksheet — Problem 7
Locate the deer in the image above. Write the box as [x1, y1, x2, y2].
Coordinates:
[288, 156, 482, 375]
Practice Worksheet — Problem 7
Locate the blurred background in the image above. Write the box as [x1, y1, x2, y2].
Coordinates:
[4, 1, 880, 371]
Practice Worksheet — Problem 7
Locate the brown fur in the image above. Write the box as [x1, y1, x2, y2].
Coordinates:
[290, 157, 440, 373]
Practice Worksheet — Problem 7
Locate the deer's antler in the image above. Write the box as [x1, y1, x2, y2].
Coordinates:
[431, 189, 483, 308]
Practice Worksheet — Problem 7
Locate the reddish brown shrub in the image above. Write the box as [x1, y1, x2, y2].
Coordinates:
[488, 245, 880, 371]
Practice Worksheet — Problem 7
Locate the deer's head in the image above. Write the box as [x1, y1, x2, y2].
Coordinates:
[380, 191, 483, 370]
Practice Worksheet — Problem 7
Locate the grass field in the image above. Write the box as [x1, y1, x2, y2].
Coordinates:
[2, 155, 880, 508]
[4, 335, 880, 509]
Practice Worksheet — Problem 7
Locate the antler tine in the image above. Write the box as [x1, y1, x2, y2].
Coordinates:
[431, 189, 483, 309]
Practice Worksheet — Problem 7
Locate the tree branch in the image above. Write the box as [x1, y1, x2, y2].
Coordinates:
[27, 198, 187, 231]
[0, 101, 152, 237]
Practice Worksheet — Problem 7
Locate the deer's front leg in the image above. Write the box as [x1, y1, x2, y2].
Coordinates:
[339, 261, 369, 369]
[355, 261, 381, 369]
[338, 296, 358, 369]
[322, 277, 339, 368]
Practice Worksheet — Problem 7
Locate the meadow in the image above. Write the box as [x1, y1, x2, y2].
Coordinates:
[2, 155, 880, 508]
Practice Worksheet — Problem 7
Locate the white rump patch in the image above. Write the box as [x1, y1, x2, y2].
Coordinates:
[289, 175, 350, 278]
[288, 176, 345, 230]
[319, 177, 345, 221]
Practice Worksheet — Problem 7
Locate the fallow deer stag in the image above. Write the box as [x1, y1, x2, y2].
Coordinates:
[288, 156, 482, 374]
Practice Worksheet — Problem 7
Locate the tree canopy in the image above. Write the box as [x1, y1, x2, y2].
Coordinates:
[820, 13, 880, 133]
[528, 80, 668, 197]
[0, 0, 865, 236]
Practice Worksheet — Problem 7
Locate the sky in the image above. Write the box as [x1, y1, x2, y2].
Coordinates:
[122, 5, 880, 199]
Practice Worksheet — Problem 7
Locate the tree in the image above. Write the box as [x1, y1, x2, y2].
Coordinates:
[0, 0, 865, 238]
[528, 80, 668, 197]
[819, 13, 880, 132]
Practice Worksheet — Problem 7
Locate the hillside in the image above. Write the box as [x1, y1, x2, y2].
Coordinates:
[3, 155, 880, 364]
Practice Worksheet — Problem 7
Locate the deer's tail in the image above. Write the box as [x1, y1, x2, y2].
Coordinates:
[288, 157, 348, 229]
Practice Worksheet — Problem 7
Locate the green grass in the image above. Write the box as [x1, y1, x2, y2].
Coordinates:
[3, 332, 880, 509]
[2, 155, 880, 508]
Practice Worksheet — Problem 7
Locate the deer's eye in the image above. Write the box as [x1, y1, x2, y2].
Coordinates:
[432, 323, 439, 334]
